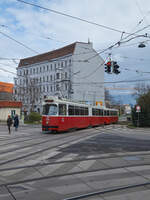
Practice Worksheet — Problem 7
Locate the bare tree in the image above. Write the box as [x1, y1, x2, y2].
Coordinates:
[134, 83, 150, 99]
[14, 74, 41, 114]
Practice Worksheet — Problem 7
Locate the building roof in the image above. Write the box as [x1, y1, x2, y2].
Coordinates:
[0, 101, 22, 108]
[18, 42, 78, 68]
[0, 82, 14, 93]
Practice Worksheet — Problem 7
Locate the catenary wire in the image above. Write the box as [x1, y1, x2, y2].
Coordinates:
[16, 0, 145, 36]
[0, 31, 39, 54]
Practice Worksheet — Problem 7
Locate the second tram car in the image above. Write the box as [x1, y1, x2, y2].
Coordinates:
[42, 96, 118, 132]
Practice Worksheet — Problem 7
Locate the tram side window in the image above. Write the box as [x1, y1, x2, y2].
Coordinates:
[107, 110, 109, 116]
[104, 110, 107, 116]
[97, 109, 99, 116]
[92, 108, 95, 115]
[80, 107, 84, 115]
[85, 107, 89, 115]
[59, 104, 66, 115]
[113, 111, 117, 116]
[100, 109, 103, 116]
[68, 105, 74, 115]
[75, 106, 80, 115]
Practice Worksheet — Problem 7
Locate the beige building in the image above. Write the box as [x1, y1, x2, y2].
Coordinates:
[0, 101, 22, 121]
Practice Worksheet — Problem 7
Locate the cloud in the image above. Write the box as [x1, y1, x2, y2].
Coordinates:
[0, 0, 150, 88]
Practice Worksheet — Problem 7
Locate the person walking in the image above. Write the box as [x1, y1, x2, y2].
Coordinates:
[7, 115, 13, 134]
[14, 114, 19, 131]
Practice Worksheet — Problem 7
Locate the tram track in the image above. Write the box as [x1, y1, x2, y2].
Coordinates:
[0, 126, 150, 166]
[0, 135, 51, 148]
[0, 131, 44, 142]
[0, 127, 101, 154]
[0, 128, 101, 166]
[0, 162, 149, 187]
[0, 153, 149, 172]
[63, 182, 150, 200]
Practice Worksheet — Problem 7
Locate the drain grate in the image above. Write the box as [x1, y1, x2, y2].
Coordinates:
[123, 156, 142, 161]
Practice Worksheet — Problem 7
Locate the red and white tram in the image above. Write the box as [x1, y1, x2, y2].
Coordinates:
[42, 96, 118, 132]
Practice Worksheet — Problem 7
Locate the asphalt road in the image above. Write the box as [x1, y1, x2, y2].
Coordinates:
[0, 124, 150, 200]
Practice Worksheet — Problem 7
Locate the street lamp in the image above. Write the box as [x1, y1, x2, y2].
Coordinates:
[138, 42, 146, 48]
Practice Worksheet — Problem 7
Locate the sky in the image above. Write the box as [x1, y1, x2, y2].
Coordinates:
[1, 0, 150, 104]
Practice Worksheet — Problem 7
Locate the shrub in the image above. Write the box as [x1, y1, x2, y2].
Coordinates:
[26, 112, 41, 123]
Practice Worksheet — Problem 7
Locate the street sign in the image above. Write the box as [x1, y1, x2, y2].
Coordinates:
[136, 105, 141, 112]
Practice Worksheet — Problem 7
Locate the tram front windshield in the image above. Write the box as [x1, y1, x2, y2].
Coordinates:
[43, 104, 58, 115]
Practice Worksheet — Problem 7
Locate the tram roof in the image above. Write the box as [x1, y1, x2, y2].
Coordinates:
[43, 96, 118, 111]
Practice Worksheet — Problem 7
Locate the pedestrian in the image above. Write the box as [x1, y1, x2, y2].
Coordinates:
[14, 114, 19, 131]
[7, 115, 13, 134]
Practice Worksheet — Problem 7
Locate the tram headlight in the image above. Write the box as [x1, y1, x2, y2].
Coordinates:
[46, 121, 49, 125]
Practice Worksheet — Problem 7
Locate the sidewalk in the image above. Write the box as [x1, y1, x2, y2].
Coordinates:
[0, 121, 41, 128]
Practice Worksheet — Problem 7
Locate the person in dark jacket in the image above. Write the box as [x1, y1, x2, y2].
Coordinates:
[7, 115, 13, 134]
[14, 114, 19, 131]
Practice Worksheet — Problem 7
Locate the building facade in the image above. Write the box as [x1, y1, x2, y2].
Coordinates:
[14, 42, 104, 114]
[0, 101, 22, 121]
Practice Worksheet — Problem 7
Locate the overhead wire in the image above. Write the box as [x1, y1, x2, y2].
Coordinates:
[77, 57, 108, 79]
[82, 25, 150, 62]
[0, 30, 39, 54]
[135, 0, 150, 25]
[16, 0, 146, 36]
[72, 78, 150, 85]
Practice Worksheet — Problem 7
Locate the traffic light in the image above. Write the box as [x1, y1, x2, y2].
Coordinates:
[112, 61, 120, 74]
[105, 61, 111, 73]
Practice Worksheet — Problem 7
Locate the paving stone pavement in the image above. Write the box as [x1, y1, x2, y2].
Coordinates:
[0, 125, 150, 199]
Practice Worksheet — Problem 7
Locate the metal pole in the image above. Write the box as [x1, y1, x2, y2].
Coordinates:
[137, 112, 139, 127]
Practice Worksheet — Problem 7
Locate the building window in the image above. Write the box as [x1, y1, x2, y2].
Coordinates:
[43, 77, 45, 82]
[51, 86, 53, 92]
[69, 59, 71, 65]
[54, 63, 56, 70]
[40, 67, 42, 72]
[65, 83, 68, 90]
[37, 68, 38, 73]
[51, 64, 53, 71]
[33, 68, 35, 74]
[65, 60, 67, 67]
[47, 85, 49, 92]
[56, 84, 59, 91]
[61, 62, 63, 67]
[65, 72, 67, 78]
[47, 65, 49, 71]
[56, 73, 60, 79]
[50, 75, 52, 81]
[43, 85, 45, 92]
[43, 66, 45, 72]
[47, 76, 49, 81]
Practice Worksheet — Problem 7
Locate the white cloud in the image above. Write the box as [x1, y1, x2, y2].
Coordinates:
[0, 0, 150, 87]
